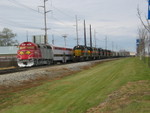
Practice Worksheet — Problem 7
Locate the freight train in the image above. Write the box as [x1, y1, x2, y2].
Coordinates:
[17, 42, 128, 67]
[73, 45, 113, 61]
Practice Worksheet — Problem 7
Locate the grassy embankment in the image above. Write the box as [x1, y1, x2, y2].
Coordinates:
[0, 58, 150, 113]
[140, 57, 150, 67]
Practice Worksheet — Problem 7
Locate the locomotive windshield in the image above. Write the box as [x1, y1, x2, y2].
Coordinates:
[19, 46, 35, 50]
[74, 45, 85, 50]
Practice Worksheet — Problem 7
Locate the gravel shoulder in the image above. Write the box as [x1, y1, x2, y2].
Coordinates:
[0, 59, 112, 87]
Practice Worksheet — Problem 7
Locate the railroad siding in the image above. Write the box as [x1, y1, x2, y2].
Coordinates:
[0, 46, 18, 67]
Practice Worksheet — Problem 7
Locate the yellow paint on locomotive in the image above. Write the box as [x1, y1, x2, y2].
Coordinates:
[19, 51, 24, 55]
[25, 51, 31, 55]
[74, 50, 82, 56]
[88, 50, 90, 55]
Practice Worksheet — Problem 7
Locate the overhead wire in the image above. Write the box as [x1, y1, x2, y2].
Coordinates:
[7, 0, 43, 14]
[39, 1, 76, 40]
[52, 6, 74, 19]
[46, 1, 76, 29]
[5, 0, 76, 35]
[1, 0, 44, 30]
[2, 0, 77, 41]
[47, 4, 87, 43]
[0, 17, 42, 30]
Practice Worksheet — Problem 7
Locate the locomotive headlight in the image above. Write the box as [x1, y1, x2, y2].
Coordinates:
[25, 51, 31, 55]
[19, 51, 24, 55]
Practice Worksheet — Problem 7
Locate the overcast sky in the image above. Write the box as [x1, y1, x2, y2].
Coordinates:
[0, 0, 148, 52]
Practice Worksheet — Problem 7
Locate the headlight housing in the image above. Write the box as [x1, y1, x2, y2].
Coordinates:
[19, 51, 24, 55]
[25, 51, 31, 55]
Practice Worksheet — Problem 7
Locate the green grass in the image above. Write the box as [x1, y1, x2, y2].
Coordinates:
[140, 56, 150, 67]
[0, 58, 150, 113]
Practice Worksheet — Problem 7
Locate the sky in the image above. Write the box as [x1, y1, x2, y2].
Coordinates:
[0, 0, 148, 52]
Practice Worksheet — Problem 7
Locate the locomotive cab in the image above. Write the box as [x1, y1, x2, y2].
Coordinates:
[17, 42, 41, 67]
[73, 45, 88, 61]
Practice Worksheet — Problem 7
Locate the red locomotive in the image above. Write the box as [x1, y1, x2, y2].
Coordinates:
[17, 42, 73, 67]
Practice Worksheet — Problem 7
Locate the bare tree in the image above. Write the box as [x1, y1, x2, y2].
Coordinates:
[137, 6, 150, 32]
[137, 4, 150, 66]
[137, 27, 147, 61]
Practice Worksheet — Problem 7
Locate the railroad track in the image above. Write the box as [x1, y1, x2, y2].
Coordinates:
[0, 58, 121, 75]
[0, 64, 57, 75]
[0, 68, 28, 75]
[0, 62, 80, 75]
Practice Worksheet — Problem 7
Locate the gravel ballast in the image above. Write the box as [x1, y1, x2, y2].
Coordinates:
[0, 60, 104, 87]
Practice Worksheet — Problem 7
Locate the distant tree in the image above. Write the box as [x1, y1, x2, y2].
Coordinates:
[0, 28, 18, 46]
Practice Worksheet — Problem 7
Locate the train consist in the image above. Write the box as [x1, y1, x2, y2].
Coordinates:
[17, 42, 73, 67]
[73, 45, 112, 61]
[17, 42, 129, 67]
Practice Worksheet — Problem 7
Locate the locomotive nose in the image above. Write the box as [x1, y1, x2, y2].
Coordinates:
[18, 50, 31, 55]
[17, 50, 32, 59]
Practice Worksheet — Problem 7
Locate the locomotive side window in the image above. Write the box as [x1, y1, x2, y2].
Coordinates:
[46, 46, 52, 49]
[37, 45, 40, 48]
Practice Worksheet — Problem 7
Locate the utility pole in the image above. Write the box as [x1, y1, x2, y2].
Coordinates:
[90, 24, 92, 48]
[39, 0, 50, 44]
[75, 15, 79, 45]
[105, 36, 107, 50]
[84, 20, 87, 47]
[26, 31, 29, 42]
[52, 34, 54, 45]
[62, 34, 67, 47]
[116, 44, 118, 51]
[43, 0, 48, 44]
[112, 41, 114, 52]
[94, 30, 97, 48]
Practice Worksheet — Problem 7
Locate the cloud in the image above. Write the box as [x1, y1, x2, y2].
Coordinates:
[0, 0, 147, 52]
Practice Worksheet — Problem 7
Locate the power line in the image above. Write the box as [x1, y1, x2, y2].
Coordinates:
[46, 1, 77, 29]
[1, 0, 44, 30]
[8, 0, 74, 28]
[51, 16, 74, 29]
[3, 0, 80, 41]
[7, 0, 43, 14]
[4, 0, 80, 31]
[39, 0, 51, 44]
[0, 17, 42, 30]
[52, 6, 74, 19]
[9, 0, 76, 31]
[47, 0, 74, 19]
